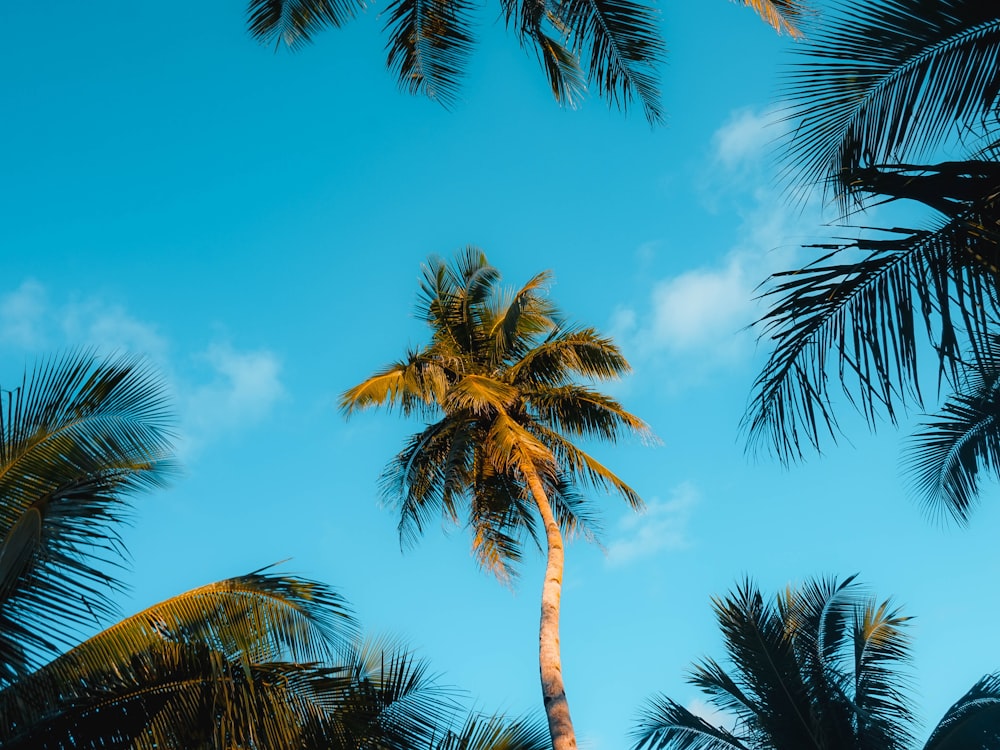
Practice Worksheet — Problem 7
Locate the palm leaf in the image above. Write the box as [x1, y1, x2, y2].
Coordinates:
[632, 695, 748, 750]
[436, 710, 550, 750]
[923, 673, 1000, 750]
[247, 0, 366, 49]
[0, 352, 174, 678]
[780, 0, 1000, 199]
[906, 337, 1000, 523]
[553, 0, 665, 124]
[384, 0, 477, 108]
[737, 0, 811, 37]
[509, 327, 633, 385]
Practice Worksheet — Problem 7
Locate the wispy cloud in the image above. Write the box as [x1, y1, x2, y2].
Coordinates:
[0, 281, 287, 459]
[613, 107, 832, 374]
[0, 281, 49, 348]
[178, 343, 287, 456]
[606, 482, 698, 567]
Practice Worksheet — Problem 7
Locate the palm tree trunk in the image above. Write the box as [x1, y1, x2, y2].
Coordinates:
[524, 469, 577, 750]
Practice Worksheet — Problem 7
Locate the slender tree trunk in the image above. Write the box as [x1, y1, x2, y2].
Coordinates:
[524, 469, 577, 750]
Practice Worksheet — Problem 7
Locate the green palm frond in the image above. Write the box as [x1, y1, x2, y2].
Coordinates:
[246, 0, 365, 49]
[0, 352, 174, 678]
[526, 384, 651, 441]
[906, 336, 1000, 523]
[632, 695, 748, 750]
[554, 0, 665, 124]
[780, 0, 1000, 200]
[924, 673, 1000, 750]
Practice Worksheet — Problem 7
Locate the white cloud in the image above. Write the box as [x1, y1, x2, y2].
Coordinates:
[178, 342, 287, 455]
[62, 300, 170, 362]
[614, 107, 831, 372]
[712, 107, 784, 169]
[0, 281, 48, 348]
[606, 482, 698, 567]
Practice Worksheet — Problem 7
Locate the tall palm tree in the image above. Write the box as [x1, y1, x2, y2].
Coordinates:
[0, 351, 516, 749]
[245, 0, 811, 124]
[341, 247, 652, 750]
[746, 2, 1000, 492]
[633, 575, 1000, 750]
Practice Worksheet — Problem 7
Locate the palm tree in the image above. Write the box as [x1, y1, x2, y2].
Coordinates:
[745, 2, 1000, 489]
[245, 0, 811, 124]
[341, 247, 652, 750]
[633, 575, 1000, 750]
[0, 351, 531, 749]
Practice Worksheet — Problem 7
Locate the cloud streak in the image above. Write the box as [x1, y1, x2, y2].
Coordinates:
[606, 482, 698, 567]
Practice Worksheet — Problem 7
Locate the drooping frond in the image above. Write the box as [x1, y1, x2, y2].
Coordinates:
[246, 0, 366, 49]
[526, 384, 650, 442]
[906, 336, 1000, 523]
[632, 695, 749, 750]
[532, 423, 643, 509]
[382, 0, 476, 107]
[923, 673, 1000, 750]
[509, 327, 632, 385]
[780, 0, 1000, 200]
[340, 352, 450, 418]
[745, 203, 1000, 460]
[436, 710, 551, 750]
[554, 0, 665, 124]
[0, 352, 175, 679]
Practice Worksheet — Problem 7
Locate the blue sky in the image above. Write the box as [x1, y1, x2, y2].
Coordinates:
[4, 1, 1000, 746]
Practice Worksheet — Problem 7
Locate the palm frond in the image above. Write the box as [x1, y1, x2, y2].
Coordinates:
[526, 384, 651, 442]
[554, 0, 665, 124]
[632, 695, 748, 750]
[340, 353, 450, 418]
[736, 0, 811, 38]
[383, 0, 477, 109]
[0, 352, 174, 678]
[510, 327, 632, 385]
[851, 597, 915, 749]
[780, 0, 1000, 200]
[924, 672, 1000, 750]
[437, 710, 550, 750]
[247, 0, 365, 49]
[906, 336, 1000, 523]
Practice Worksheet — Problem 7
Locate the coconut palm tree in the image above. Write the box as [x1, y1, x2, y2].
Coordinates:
[633, 575, 1000, 750]
[245, 0, 811, 124]
[341, 247, 651, 750]
[746, 2, 1000, 482]
[0, 351, 520, 749]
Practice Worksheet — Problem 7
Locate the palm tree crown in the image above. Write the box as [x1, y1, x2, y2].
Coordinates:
[634, 575, 1000, 750]
[341, 247, 651, 750]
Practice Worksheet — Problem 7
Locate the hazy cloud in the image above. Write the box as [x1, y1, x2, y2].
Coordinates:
[0, 281, 49, 348]
[606, 482, 698, 567]
[178, 342, 287, 455]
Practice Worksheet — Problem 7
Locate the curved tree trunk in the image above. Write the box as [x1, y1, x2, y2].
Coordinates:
[524, 469, 577, 750]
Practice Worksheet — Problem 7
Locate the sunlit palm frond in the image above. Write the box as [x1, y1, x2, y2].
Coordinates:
[546, 475, 601, 543]
[340, 353, 450, 418]
[510, 328, 632, 385]
[384, 0, 477, 108]
[0, 353, 174, 679]
[851, 598, 915, 749]
[553, 0, 665, 124]
[485, 271, 557, 368]
[632, 695, 748, 750]
[532, 424, 642, 509]
[780, 0, 1000, 200]
[420, 250, 502, 355]
[923, 673, 1000, 750]
[526, 384, 650, 442]
[446, 375, 519, 415]
[736, 0, 811, 37]
[246, 0, 365, 49]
